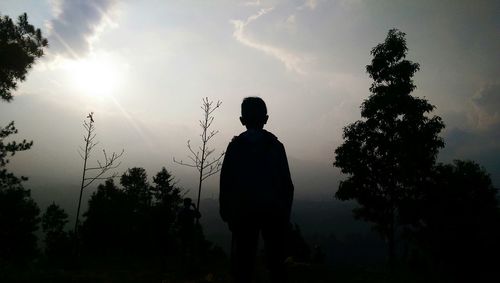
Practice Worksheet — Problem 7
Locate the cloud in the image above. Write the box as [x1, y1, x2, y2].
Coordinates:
[243, 0, 261, 6]
[47, 0, 117, 58]
[440, 82, 500, 185]
[297, 0, 318, 10]
[469, 82, 500, 129]
[286, 14, 296, 25]
[231, 8, 307, 74]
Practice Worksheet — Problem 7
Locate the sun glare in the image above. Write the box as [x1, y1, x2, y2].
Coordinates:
[64, 54, 121, 97]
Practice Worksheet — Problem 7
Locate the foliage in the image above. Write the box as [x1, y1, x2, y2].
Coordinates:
[0, 12, 45, 188]
[410, 160, 500, 277]
[42, 203, 69, 237]
[334, 29, 445, 260]
[81, 179, 128, 256]
[0, 122, 32, 184]
[150, 167, 183, 254]
[0, 183, 40, 262]
[121, 167, 151, 207]
[42, 203, 71, 264]
[82, 167, 184, 258]
[0, 12, 46, 265]
[0, 13, 48, 102]
[151, 167, 181, 206]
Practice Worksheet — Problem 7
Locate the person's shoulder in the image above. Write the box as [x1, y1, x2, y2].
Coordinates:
[262, 130, 283, 146]
[228, 134, 242, 146]
[226, 134, 244, 153]
[228, 129, 283, 147]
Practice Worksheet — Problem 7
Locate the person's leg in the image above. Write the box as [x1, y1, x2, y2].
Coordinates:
[231, 224, 259, 283]
[262, 221, 288, 283]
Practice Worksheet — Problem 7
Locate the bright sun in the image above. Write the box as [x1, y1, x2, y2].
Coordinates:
[64, 54, 120, 97]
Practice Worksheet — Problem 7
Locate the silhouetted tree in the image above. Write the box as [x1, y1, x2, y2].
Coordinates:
[42, 203, 71, 264]
[411, 160, 500, 278]
[121, 167, 151, 207]
[0, 12, 46, 264]
[0, 13, 48, 102]
[82, 167, 185, 259]
[334, 29, 445, 263]
[120, 167, 158, 255]
[174, 97, 224, 221]
[81, 179, 128, 256]
[151, 167, 182, 206]
[75, 112, 123, 236]
[150, 167, 183, 256]
[0, 181, 40, 263]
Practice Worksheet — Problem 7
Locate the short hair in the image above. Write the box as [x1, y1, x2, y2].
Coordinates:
[241, 97, 267, 127]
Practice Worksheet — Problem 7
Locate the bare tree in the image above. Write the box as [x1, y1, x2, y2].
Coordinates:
[174, 98, 224, 221]
[74, 112, 124, 234]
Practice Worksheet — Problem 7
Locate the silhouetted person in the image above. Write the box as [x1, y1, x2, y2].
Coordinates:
[178, 198, 201, 258]
[220, 97, 294, 283]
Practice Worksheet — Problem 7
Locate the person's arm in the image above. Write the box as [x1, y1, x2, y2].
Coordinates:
[280, 143, 294, 220]
[219, 141, 235, 223]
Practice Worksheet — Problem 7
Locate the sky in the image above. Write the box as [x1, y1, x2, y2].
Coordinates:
[1, 0, 499, 212]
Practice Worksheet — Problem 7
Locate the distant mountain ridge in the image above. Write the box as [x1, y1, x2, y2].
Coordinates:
[200, 198, 385, 264]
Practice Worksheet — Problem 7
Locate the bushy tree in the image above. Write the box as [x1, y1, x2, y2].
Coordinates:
[121, 167, 151, 207]
[0, 12, 47, 264]
[0, 12, 46, 190]
[334, 29, 445, 262]
[150, 167, 183, 255]
[151, 167, 182, 206]
[412, 160, 500, 277]
[0, 13, 48, 101]
[82, 167, 184, 258]
[81, 179, 128, 256]
[0, 182, 40, 262]
[42, 203, 71, 263]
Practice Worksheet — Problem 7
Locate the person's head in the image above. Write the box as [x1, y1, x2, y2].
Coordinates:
[183, 198, 192, 207]
[240, 97, 268, 129]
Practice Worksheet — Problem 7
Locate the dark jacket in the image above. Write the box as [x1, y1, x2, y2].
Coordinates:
[219, 129, 294, 225]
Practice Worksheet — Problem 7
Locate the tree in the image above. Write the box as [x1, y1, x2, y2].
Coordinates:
[119, 167, 154, 254]
[150, 167, 182, 227]
[0, 12, 46, 264]
[0, 13, 48, 102]
[150, 167, 183, 257]
[75, 112, 123, 235]
[81, 167, 183, 258]
[151, 167, 182, 206]
[0, 181, 40, 262]
[411, 160, 500, 278]
[0, 12, 44, 190]
[174, 97, 224, 221]
[81, 179, 128, 256]
[333, 29, 445, 263]
[42, 203, 70, 263]
[121, 167, 151, 207]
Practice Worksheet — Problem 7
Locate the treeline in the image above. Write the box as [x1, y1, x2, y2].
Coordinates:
[1, 167, 179, 260]
[407, 160, 500, 275]
[1, 166, 318, 281]
[39, 166, 222, 269]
